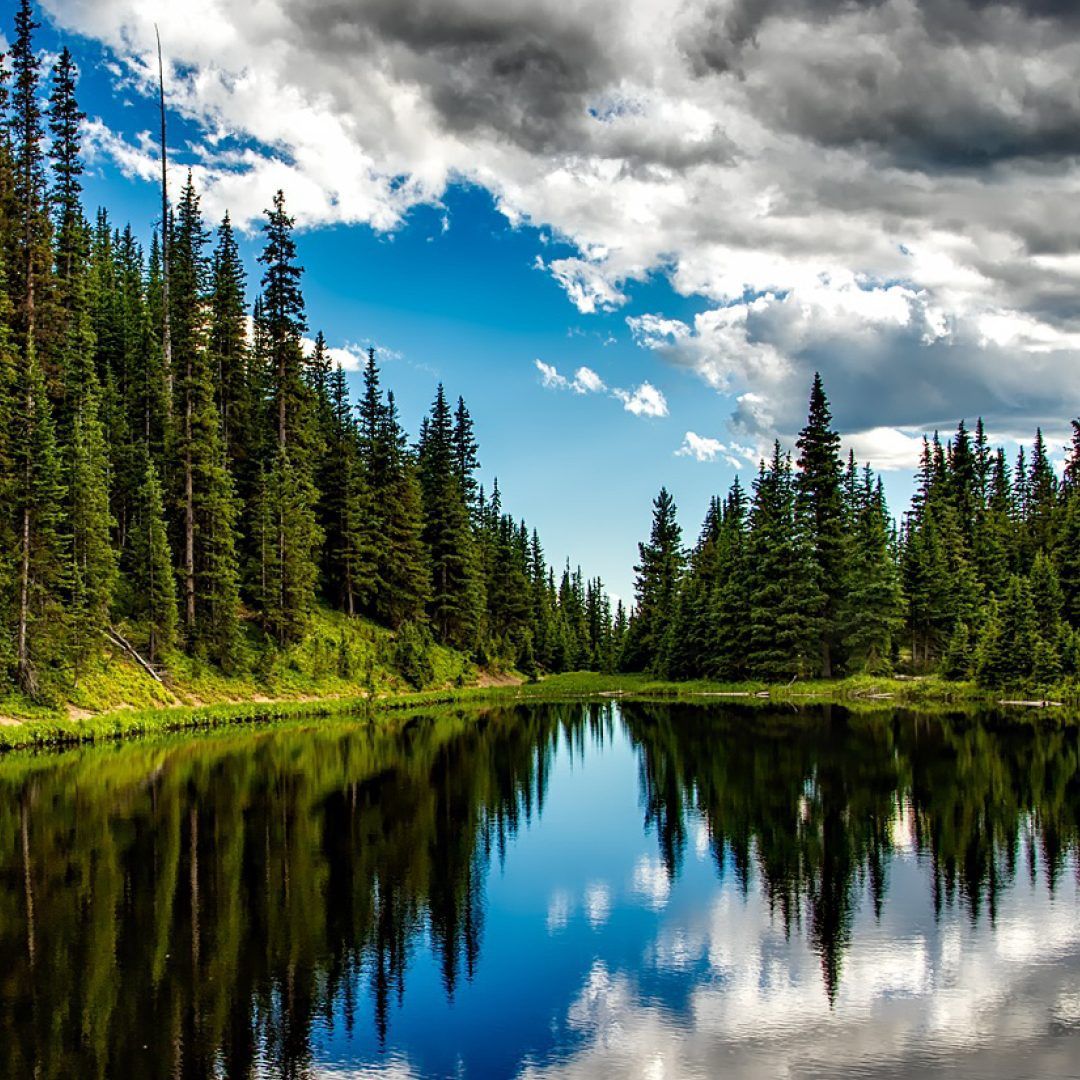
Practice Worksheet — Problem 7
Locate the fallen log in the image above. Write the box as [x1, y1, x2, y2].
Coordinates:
[998, 699, 1063, 708]
[101, 627, 164, 685]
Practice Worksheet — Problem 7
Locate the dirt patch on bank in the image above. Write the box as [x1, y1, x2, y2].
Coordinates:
[475, 672, 524, 689]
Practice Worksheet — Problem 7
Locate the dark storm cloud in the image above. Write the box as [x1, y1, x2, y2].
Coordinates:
[278, 0, 734, 169]
[684, 0, 1080, 169]
[283, 0, 613, 152]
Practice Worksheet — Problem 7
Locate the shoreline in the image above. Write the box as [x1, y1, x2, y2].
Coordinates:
[1, 671, 1076, 752]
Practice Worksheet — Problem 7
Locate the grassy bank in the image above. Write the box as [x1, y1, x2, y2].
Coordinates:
[2, 668, 1076, 752]
[0, 607, 476, 723]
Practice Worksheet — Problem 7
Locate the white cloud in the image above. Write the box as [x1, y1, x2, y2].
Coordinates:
[842, 428, 926, 472]
[612, 381, 668, 418]
[303, 336, 402, 373]
[536, 359, 569, 390]
[676, 431, 745, 467]
[534, 360, 665, 419]
[572, 365, 606, 394]
[547, 257, 629, 315]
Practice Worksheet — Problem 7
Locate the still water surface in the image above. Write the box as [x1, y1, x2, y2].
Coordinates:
[1, 702, 1078, 1078]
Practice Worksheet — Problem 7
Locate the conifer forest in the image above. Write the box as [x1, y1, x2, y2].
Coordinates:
[0, 2, 620, 705]
[0, 0, 1078, 704]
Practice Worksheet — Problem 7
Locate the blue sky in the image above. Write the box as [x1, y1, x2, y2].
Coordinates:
[21, 0, 1080, 600]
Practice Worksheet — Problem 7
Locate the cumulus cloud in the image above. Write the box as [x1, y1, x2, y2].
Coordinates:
[48, 0, 1080, 447]
[612, 381, 668, 417]
[303, 336, 402, 372]
[536, 359, 570, 390]
[630, 272, 1080, 447]
[572, 365, 606, 394]
[676, 432, 750, 467]
[534, 359, 667, 417]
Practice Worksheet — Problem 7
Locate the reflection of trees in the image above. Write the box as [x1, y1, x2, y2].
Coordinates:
[0, 704, 605, 1078]
[0, 702, 1075, 1074]
[623, 703, 1080, 1002]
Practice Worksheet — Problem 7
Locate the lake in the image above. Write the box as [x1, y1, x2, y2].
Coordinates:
[0, 701, 1078, 1078]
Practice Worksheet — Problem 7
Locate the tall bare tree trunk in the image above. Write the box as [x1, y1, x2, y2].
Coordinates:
[184, 375, 195, 631]
[157, 26, 173, 409]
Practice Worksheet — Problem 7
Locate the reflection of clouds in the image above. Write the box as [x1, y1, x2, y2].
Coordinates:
[585, 882, 612, 929]
[1054, 990, 1080, 1028]
[521, 862, 1080, 1078]
[547, 889, 573, 934]
[566, 960, 631, 1044]
[317, 1055, 420, 1078]
[631, 856, 671, 912]
[693, 821, 709, 862]
[891, 797, 916, 856]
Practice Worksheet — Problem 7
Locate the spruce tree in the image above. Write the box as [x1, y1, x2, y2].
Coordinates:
[208, 212, 250, 473]
[127, 456, 178, 663]
[838, 470, 902, 673]
[418, 384, 482, 648]
[168, 175, 241, 663]
[712, 478, 751, 680]
[745, 444, 824, 679]
[254, 190, 320, 643]
[622, 487, 685, 674]
[794, 373, 845, 675]
[377, 393, 429, 629]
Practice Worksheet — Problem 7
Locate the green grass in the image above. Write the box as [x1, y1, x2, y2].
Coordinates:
[0, 607, 474, 721]
[2, 644, 1077, 753]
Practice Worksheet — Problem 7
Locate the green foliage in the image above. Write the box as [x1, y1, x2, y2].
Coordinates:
[622, 486, 685, 675]
[393, 620, 437, 689]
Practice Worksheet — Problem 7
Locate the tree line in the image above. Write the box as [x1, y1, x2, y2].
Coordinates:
[624, 373, 1080, 690]
[0, 1, 620, 700]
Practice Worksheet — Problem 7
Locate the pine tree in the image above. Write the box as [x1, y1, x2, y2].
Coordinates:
[976, 576, 1036, 688]
[47, 47, 84, 290]
[838, 470, 902, 673]
[254, 190, 320, 642]
[168, 175, 241, 663]
[418, 384, 482, 648]
[319, 362, 370, 615]
[622, 487, 685, 674]
[794, 373, 845, 675]
[208, 212, 249, 473]
[1024, 428, 1059, 562]
[378, 393, 429, 629]
[126, 456, 178, 663]
[712, 478, 751, 680]
[452, 395, 480, 516]
[12, 343, 65, 695]
[258, 445, 323, 645]
[9, 0, 53, 361]
[745, 444, 824, 679]
[66, 367, 116, 684]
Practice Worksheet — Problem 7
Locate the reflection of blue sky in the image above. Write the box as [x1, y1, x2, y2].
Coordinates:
[310, 712, 1080, 1079]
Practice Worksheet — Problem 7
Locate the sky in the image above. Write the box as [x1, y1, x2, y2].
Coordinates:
[12, 0, 1080, 601]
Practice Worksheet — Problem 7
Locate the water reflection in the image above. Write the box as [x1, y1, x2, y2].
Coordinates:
[0, 702, 1076, 1077]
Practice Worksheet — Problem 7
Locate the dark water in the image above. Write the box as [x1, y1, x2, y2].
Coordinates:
[1, 703, 1078, 1079]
